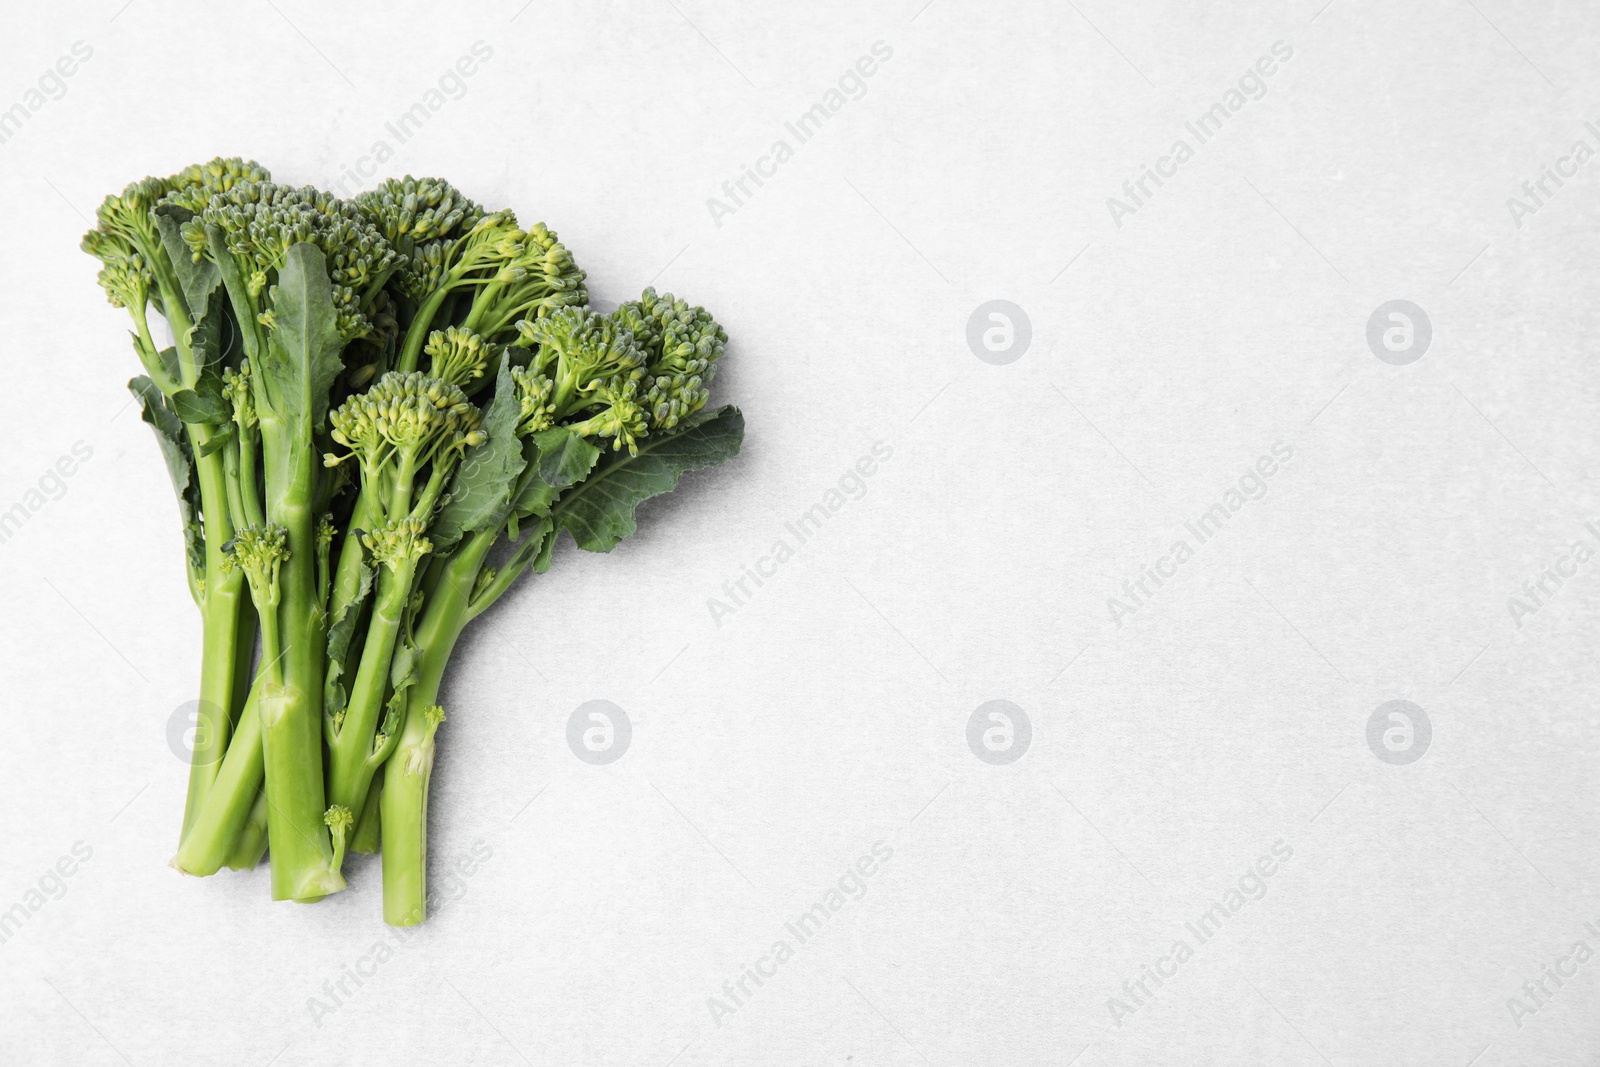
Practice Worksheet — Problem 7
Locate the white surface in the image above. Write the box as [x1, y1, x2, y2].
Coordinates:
[1, 1, 1598, 1064]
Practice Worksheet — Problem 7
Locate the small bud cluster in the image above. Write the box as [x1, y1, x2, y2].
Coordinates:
[86, 244, 151, 310]
[516, 307, 646, 391]
[223, 522, 290, 603]
[456, 214, 588, 313]
[356, 176, 485, 301]
[184, 182, 400, 342]
[159, 157, 272, 215]
[81, 180, 168, 308]
[316, 513, 337, 552]
[362, 516, 433, 571]
[616, 288, 725, 430]
[81, 158, 274, 311]
[329, 371, 484, 466]
[574, 374, 650, 454]
[425, 325, 496, 388]
[221, 361, 257, 429]
[510, 365, 557, 435]
[355, 176, 484, 246]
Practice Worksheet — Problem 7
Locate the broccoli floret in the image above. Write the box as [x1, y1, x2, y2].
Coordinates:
[510, 364, 558, 436]
[356, 176, 485, 301]
[222, 522, 289, 609]
[324, 804, 354, 872]
[183, 181, 399, 342]
[356, 176, 484, 246]
[508, 299, 722, 452]
[362, 516, 433, 572]
[329, 371, 482, 463]
[81, 157, 271, 313]
[424, 325, 497, 388]
[159, 157, 273, 215]
[613, 288, 727, 430]
[221, 361, 257, 429]
[327, 371, 485, 521]
[515, 307, 645, 406]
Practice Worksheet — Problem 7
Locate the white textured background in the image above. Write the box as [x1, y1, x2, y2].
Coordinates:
[1, 1, 1598, 1064]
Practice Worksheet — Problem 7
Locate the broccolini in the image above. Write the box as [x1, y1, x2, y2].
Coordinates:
[84, 163, 744, 923]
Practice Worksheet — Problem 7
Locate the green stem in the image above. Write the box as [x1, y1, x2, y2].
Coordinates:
[351, 777, 382, 854]
[239, 427, 264, 527]
[327, 557, 418, 823]
[381, 530, 493, 925]
[255, 398, 342, 900]
[225, 789, 270, 871]
[227, 599, 257, 731]
[389, 450, 419, 519]
[397, 285, 456, 373]
[260, 498, 343, 901]
[223, 436, 247, 534]
[173, 681, 264, 876]
[181, 434, 246, 840]
[328, 486, 375, 623]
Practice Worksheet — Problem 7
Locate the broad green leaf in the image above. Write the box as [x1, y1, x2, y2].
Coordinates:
[186, 285, 234, 371]
[324, 558, 375, 719]
[549, 406, 743, 556]
[533, 522, 558, 573]
[430, 360, 527, 551]
[154, 204, 221, 317]
[155, 345, 182, 386]
[130, 376, 204, 569]
[170, 376, 230, 425]
[389, 640, 420, 693]
[195, 426, 234, 458]
[497, 517, 552, 577]
[512, 428, 600, 523]
[256, 243, 343, 429]
[205, 223, 261, 364]
[535, 426, 601, 488]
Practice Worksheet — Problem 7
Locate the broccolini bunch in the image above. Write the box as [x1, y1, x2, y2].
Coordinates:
[83, 162, 743, 923]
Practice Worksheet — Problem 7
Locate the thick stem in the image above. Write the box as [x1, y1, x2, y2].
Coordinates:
[389, 450, 419, 519]
[260, 498, 343, 901]
[238, 428, 264, 528]
[257, 402, 342, 901]
[180, 438, 245, 840]
[327, 557, 417, 821]
[397, 285, 456, 374]
[351, 777, 382, 854]
[328, 486, 375, 623]
[227, 600, 258, 731]
[173, 682, 264, 876]
[225, 789, 270, 871]
[380, 665, 449, 926]
[381, 530, 493, 925]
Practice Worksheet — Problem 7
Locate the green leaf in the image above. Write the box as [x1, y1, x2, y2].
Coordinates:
[496, 517, 552, 578]
[186, 284, 234, 371]
[512, 428, 600, 523]
[129, 376, 204, 570]
[550, 405, 743, 556]
[156, 346, 182, 386]
[256, 243, 344, 430]
[389, 640, 420, 693]
[195, 426, 234, 458]
[535, 426, 601, 488]
[154, 204, 221, 317]
[430, 360, 527, 551]
[324, 558, 375, 719]
[533, 523, 559, 573]
[205, 223, 261, 364]
[170, 376, 230, 425]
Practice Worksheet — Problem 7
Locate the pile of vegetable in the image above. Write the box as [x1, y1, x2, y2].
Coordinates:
[82, 158, 743, 924]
